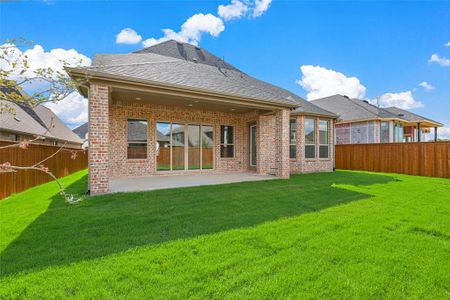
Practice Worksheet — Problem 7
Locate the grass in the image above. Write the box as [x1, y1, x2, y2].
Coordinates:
[0, 170, 449, 299]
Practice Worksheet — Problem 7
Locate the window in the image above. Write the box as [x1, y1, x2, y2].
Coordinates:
[220, 125, 234, 158]
[319, 120, 329, 158]
[289, 119, 297, 159]
[305, 118, 316, 159]
[394, 122, 403, 143]
[127, 119, 148, 159]
[9, 134, 18, 142]
[380, 122, 389, 143]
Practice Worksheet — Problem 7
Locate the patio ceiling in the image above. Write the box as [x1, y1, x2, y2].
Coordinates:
[111, 87, 276, 113]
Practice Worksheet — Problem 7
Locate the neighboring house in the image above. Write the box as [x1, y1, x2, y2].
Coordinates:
[66, 40, 337, 195]
[311, 95, 443, 144]
[0, 99, 83, 149]
[383, 107, 443, 142]
[72, 122, 89, 149]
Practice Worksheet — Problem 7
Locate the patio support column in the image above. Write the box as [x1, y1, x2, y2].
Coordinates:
[88, 82, 110, 194]
[417, 122, 421, 142]
[434, 127, 438, 142]
[275, 109, 290, 179]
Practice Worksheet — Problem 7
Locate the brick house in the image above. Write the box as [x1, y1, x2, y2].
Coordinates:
[0, 99, 83, 149]
[311, 95, 443, 144]
[66, 40, 337, 194]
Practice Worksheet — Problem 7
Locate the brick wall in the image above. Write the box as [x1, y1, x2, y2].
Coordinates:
[88, 87, 335, 193]
[108, 99, 261, 178]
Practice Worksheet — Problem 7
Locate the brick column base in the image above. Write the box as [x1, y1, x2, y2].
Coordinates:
[89, 83, 109, 194]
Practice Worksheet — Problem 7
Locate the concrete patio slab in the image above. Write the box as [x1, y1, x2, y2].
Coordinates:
[109, 172, 276, 193]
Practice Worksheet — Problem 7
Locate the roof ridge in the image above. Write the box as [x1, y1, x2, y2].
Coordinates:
[89, 58, 180, 69]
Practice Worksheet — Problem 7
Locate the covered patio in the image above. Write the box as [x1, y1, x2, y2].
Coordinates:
[109, 172, 276, 193]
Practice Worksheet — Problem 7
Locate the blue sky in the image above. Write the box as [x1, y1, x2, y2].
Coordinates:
[1, 0, 449, 136]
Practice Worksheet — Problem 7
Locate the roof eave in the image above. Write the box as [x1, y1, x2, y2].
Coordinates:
[290, 110, 338, 119]
[65, 67, 300, 110]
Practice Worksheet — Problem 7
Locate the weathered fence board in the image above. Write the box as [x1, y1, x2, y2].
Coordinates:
[335, 142, 449, 178]
[0, 142, 88, 199]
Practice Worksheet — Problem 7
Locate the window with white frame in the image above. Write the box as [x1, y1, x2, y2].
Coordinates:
[319, 120, 329, 158]
[305, 118, 315, 159]
[289, 119, 297, 159]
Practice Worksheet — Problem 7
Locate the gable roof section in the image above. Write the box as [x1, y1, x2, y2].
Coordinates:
[69, 40, 334, 116]
[384, 107, 443, 126]
[33, 105, 83, 143]
[133, 40, 240, 72]
[311, 95, 400, 122]
[0, 100, 82, 144]
[73, 122, 88, 139]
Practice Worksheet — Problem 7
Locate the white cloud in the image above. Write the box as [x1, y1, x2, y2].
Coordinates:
[0, 44, 91, 79]
[218, 0, 248, 20]
[116, 28, 142, 44]
[141, 0, 272, 48]
[44, 92, 88, 128]
[252, 0, 272, 17]
[297, 65, 366, 100]
[376, 91, 423, 109]
[0, 43, 91, 127]
[445, 42, 450, 47]
[418, 81, 434, 91]
[142, 13, 225, 47]
[429, 54, 450, 66]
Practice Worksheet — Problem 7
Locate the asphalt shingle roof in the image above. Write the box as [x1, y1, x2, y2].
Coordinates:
[82, 40, 335, 117]
[73, 122, 88, 139]
[384, 107, 442, 125]
[0, 100, 83, 144]
[311, 95, 400, 122]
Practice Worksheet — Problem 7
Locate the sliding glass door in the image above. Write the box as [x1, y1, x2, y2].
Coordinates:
[156, 122, 214, 171]
[188, 125, 201, 170]
[201, 126, 214, 169]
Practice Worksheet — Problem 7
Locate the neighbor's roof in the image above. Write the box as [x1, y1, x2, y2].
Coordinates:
[383, 107, 443, 127]
[69, 40, 334, 116]
[311, 94, 401, 122]
[0, 100, 83, 144]
[73, 122, 88, 139]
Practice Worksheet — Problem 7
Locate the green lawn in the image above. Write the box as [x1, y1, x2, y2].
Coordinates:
[1, 170, 449, 299]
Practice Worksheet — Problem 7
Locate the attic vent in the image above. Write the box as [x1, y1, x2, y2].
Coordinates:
[176, 41, 183, 45]
[195, 46, 200, 50]
[398, 113, 405, 117]
[362, 100, 369, 103]
[193, 58, 198, 63]
[14, 117, 21, 122]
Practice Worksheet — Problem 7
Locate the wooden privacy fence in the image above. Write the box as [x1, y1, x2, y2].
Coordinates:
[0, 142, 88, 199]
[335, 142, 450, 178]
